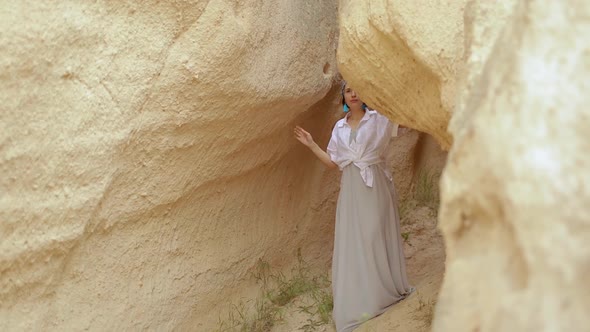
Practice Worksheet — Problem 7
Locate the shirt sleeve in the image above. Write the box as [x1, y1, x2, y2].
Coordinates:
[390, 122, 399, 137]
[375, 111, 395, 138]
[326, 124, 338, 162]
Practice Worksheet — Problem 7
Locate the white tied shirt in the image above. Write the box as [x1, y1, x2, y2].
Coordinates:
[327, 109, 395, 188]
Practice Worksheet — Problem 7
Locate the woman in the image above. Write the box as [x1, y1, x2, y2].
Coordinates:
[294, 82, 414, 332]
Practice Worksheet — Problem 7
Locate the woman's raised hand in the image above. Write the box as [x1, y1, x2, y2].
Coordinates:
[294, 126, 314, 147]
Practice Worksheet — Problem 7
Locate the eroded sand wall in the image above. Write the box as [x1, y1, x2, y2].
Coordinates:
[0, 1, 340, 330]
[339, 0, 590, 331]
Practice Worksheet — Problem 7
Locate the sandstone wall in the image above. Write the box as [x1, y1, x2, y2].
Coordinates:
[0, 1, 340, 330]
[339, 0, 590, 331]
[388, 130, 447, 204]
[436, 1, 590, 331]
[338, 0, 467, 149]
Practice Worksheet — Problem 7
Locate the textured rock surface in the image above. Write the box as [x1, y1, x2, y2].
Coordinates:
[388, 130, 447, 203]
[388, 129, 420, 202]
[0, 1, 340, 330]
[338, 0, 467, 149]
[339, 0, 590, 330]
[436, 1, 590, 331]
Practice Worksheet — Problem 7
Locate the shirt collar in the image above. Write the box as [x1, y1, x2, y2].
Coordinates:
[338, 109, 377, 127]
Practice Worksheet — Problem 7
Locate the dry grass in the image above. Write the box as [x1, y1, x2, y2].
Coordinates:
[414, 293, 437, 328]
[215, 297, 283, 332]
[398, 198, 416, 224]
[414, 170, 441, 211]
[216, 251, 333, 332]
[298, 273, 333, 331]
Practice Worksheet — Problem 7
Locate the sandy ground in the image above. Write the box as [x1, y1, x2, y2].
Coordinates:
[271, 203, 445, 332]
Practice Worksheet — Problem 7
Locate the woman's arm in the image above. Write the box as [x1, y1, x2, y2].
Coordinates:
[308, 141, 338, 169]
[294, 126, 338, 169]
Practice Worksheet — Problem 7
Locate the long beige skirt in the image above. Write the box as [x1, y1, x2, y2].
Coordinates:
[332, 164, 414, 332]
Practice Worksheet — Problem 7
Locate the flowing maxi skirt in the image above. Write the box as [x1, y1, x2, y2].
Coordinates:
[332, 164, 414, 332]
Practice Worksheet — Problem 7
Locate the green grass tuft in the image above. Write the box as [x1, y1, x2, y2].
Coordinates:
[216, 251, 333, 332]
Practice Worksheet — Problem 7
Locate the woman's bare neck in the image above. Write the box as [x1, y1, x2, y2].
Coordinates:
[347, 108, 365, 122]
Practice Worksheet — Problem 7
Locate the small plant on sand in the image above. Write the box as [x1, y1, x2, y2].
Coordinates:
[414, 294, 437, 328]
[216, 250, 334, 331]
[298, 273, 333, 331]
[401, 232, 411, 243]
[414, 169, 441, 211]
[398, 198, 416, 224]
[215, 298, 282, 332]
[267, 252, 316, 306]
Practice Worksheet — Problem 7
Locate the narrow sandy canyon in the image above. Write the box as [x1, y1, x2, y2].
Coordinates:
[2, 1, 589, 332]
